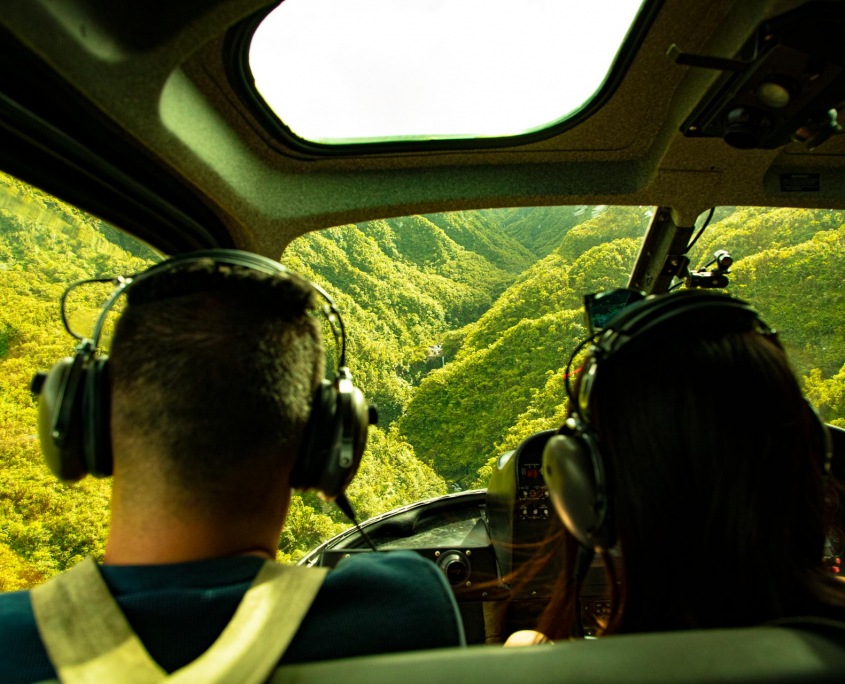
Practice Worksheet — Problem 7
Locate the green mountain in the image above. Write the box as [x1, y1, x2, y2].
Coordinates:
[454, 206, 651, 356]
[397, 206, 845, 487]
[397, 206, 649, 487]
[422, 210, 536, 273]
[282, 214, 543, 423]
[0, 175, 155, 589]
[4, 168, 845, 589]
[703, 210, 845, 376]
[492, 206, 624, 258]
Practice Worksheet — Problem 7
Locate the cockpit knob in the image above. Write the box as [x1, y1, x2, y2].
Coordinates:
[436, 550, 471, 586]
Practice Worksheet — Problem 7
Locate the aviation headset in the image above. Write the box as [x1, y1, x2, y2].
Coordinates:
[541, 289, 833, 551]
[32, 249, 372, 501]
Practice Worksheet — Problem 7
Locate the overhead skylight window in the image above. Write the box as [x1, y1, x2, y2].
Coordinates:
[247, 0, 648, 145]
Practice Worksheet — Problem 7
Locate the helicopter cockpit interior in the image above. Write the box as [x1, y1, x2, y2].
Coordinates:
[3, 0, 845, 681]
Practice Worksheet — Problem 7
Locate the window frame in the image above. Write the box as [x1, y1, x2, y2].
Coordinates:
[227, 0, 663, 156]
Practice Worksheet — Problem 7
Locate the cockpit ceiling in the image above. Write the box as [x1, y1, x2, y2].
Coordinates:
[2, 0, 845, 255]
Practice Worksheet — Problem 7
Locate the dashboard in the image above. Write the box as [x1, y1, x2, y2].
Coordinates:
[300, 430, 613, 643]
[302, 424, 845, 644]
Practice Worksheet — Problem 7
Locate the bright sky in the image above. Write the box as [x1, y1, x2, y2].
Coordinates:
[249, 0, 645, 144]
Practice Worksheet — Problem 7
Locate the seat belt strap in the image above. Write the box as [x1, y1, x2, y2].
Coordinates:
[168, 560, 327, 684]
[31, 557, 164, 684]
[31, 556, 328, 684]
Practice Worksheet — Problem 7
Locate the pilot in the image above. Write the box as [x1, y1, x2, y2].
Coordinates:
[0, 251, 464, 683]
[533, 289, 845, 640]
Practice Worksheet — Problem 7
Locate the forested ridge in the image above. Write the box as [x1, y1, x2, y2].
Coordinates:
[0, 174, 153, 590]
[398, 206, 651, 486]
[2, 166, 845, 589]
[398, 205, 845, 487]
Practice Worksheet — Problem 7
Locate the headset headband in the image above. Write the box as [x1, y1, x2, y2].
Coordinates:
[594, 290, 773, 355]
[39, 248, 373, 502]
[67, 249, 347, 367]
[570, 290, 779, 419]
[52, 250, 348, 445]
[545, 289, 830, 554]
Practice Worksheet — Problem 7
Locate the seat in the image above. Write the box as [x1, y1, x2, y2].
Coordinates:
[268, 625, 845, 683]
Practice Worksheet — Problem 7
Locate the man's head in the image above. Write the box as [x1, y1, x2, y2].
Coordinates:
[108, 258, 324, 519]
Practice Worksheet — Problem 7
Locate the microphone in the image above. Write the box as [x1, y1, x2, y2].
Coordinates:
[335, 493, 378, 552]
[571, 544, 595, 638]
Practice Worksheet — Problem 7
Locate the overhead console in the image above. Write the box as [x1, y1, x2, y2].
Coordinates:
[678, 1, 845, 151]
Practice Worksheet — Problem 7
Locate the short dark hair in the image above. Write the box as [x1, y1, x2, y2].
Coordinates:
[108, 260, 323, 512]
[540, 311, 845, 637]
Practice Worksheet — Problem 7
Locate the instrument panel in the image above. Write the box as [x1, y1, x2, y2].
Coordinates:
[301, 429, 612, 642]
[516, 458, 552, 522]
[302, 424, 845, 643]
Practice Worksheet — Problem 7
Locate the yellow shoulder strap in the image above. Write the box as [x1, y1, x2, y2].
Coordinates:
[31, 557, 164, 684]
[31, 556, 328, 684]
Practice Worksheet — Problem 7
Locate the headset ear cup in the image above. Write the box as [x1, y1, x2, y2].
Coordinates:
[334, 382, 370, 493]
[82, 358, 113, 478]
[291, 380, 337, 493]
[350, 386, 370, 468]
[542, 432, 614, 550]
[36, 357, 87, 482]
[291, 376, 371, 500]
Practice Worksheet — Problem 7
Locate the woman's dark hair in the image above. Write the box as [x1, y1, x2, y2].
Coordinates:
[539, 307, 845, 638]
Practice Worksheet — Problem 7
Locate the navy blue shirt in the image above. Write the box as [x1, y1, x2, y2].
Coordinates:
[0, 551, 465, 683]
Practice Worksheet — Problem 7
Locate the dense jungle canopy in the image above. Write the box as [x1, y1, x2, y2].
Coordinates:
[2, 168, 844, 589]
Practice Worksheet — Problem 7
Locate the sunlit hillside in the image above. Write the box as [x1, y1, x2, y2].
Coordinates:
[3, 167, 845, 587]
[397, 206, 651, 487]
[396, 206, 845, 488]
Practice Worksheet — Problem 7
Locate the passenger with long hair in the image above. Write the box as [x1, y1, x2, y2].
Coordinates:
[533, 289, 845, 640]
